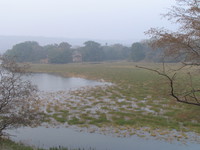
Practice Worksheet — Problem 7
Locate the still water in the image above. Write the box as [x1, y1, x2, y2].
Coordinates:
[7, 74, 200, 150]
[8, 126, 199, 150]
[27, 73, 108, 92]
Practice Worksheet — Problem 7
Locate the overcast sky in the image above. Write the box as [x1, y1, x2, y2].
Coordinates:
[0, 0, 176, 42]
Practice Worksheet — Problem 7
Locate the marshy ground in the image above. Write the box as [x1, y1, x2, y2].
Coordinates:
[2, 62, 200, 149]
[28, 62, 200, 143]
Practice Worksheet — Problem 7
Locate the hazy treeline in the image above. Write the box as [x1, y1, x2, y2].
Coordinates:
[4, 40, 175, 63]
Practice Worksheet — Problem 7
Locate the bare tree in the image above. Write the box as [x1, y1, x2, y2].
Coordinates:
[147, 0, 200, 61]
[141, 0, 200, 106]
[0, 56, 41, 136]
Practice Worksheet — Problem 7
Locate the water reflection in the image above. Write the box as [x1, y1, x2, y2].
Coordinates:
[8, 127, 199, 150]
[27, 73, 107, 92]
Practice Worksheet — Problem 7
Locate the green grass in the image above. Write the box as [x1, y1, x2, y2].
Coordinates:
[88, 114, 110, 126]
[0, 139, 35, 150]
[68, 117, 85, 125]
[29, 62, 200, 134]
[0, 139, 95, 150]
[52, 113, 67, 123]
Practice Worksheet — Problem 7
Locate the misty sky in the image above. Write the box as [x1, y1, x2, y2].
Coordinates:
[0, 0, 176, 41]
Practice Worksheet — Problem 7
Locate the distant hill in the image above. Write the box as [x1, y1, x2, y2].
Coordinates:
[0, 35, 133, 54]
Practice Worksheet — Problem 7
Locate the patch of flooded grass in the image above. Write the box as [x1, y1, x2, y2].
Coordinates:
[30, 62, 200, 140]
[52, 113, 67, 123]
[68, 117, 85, 125]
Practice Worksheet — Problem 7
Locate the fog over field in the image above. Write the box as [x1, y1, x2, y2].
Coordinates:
[0, 0, 176, 53]
[0, 35, 134, 53]
[1, 0, 200, 149]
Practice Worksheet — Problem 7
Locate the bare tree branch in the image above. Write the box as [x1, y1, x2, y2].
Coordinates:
[143, 0, 200, 106]
[136, 65, 200, 106]
[0, 56, 42, 136]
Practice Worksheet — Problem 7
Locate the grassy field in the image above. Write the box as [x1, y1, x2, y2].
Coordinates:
[27, 62, 200, 141]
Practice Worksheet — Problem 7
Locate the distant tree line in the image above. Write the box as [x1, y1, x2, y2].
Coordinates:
[4, 40, 180, 64]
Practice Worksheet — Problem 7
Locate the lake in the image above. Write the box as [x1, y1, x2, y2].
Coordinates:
[7, 73, 200, 150]
[26, 73, 108, 92]
[8, 126, 200, 150]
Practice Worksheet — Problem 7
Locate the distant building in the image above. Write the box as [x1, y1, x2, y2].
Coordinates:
[40, 55, 49, 64]
[40, 58, 49, 64]
[72, 51, 82, 62]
